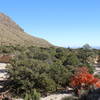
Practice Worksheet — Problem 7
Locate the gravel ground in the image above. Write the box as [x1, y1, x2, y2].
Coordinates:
[94, 67, 100, 75]
[0, 63, 8, 80]
[40, 94, 72, 100]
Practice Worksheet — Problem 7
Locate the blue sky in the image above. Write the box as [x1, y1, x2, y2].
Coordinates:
[0, 0, 100, 47]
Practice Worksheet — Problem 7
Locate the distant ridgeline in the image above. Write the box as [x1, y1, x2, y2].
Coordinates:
[0, 13, 53, 47]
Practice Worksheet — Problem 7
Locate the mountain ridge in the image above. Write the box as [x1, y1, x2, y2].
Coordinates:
[0, 13, 53, 47]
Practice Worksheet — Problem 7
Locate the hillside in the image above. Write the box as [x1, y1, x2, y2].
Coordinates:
[0, 13, 52, 47]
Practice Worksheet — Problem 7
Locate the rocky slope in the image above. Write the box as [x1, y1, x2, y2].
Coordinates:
[0, 13, 52, 47]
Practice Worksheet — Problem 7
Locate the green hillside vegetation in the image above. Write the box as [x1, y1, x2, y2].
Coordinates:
[0, 45, 99, 98]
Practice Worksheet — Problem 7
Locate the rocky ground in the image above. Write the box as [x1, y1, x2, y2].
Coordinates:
[0, 63, 8, 91]
[40, 93, 72, 100]
[94, 63, 100, 75]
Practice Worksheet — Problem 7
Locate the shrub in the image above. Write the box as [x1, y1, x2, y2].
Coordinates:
[63, 53, 79, 66]
[31, 89, 40, 100]
[24, 89, 40, 100]
[70, 67, 100, 96]
[38, 74, 56, 92]
[24, 93, 31, 100]
[49, 61, 70, 87]
[79, 88, 100, 100]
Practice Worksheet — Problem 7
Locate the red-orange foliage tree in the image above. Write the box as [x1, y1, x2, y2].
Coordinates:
[70, 67, 100, 89]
